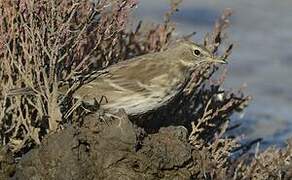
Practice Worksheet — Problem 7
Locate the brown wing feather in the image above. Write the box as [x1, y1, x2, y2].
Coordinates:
[72, 53, 170, 104]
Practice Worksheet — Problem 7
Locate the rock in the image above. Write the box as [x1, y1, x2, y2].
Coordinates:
[13, 111, 193, 179]
[0, 145, 15, 179]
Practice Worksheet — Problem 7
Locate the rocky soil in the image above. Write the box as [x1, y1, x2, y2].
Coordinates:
[1, 111, 203, 180]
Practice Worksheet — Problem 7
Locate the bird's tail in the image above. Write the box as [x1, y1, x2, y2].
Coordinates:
[7, 87, 36, 97]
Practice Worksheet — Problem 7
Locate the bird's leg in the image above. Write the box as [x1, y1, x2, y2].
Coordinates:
[99, 95, 108, 104]
[94, 108, 127, 127]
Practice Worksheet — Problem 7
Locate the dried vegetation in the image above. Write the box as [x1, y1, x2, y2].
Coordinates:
[0, 0, 291, 179]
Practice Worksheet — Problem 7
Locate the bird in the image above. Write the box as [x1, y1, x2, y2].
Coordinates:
[8, 40, 227, 116]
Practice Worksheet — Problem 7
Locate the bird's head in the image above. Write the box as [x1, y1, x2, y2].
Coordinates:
[171, 40, 227, 67]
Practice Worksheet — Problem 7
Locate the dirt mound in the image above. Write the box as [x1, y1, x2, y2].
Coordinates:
[12, 111, 194, 179]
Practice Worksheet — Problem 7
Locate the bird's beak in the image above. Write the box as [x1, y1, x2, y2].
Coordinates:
[205, 56, 228, 64]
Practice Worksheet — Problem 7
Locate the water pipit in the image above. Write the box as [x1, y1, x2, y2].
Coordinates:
[9, 41, 227, 116]
[61, 41, 226, 115]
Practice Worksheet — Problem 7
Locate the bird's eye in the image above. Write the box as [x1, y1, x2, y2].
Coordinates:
[193, 49, 201, 56]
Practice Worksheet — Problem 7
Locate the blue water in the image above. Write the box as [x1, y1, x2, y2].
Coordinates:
[136, 0, 292, 147]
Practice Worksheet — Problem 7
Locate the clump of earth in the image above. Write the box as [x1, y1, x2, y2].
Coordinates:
[2, 111, 203, 179]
